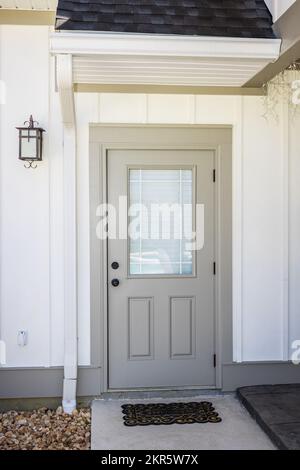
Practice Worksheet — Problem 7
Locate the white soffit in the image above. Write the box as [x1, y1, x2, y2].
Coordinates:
[51, 33, 282, 87]
[0, 0, 57, 10]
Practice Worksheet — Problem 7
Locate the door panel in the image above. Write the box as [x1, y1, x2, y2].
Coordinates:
[108, 149, 215, 389]
[170, 297, 196, 359]
[128, 297, 154, 361]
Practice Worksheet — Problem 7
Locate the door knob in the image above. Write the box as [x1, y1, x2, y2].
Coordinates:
[111, 262, 119, 270]
[111, 279, 120, 287]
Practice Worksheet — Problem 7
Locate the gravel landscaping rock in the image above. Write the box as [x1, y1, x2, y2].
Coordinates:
[0, 407, 91, 450]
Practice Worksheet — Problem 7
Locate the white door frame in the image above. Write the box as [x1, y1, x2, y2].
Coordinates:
[89, 124, 231, 393]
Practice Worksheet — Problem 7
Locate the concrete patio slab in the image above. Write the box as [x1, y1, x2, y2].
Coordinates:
[238, 384, 300, 450]
[92, 395, 275, 450]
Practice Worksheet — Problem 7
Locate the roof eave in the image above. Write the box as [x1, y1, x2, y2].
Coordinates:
[50, 31, 281, 90]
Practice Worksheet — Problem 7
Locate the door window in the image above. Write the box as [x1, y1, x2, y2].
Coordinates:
[128, 168, 194, 276]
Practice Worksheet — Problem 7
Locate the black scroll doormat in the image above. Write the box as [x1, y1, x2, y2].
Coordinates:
[122, 402, 222, 427]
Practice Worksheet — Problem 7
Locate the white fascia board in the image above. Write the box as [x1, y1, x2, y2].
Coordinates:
[50, 32, 282, 61]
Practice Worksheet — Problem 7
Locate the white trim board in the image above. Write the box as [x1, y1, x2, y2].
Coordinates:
[0, 0, 57, 10]
[56, 53, 78, 411]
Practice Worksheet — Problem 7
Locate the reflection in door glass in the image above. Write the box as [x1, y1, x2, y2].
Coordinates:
[129, 169, 194, 276]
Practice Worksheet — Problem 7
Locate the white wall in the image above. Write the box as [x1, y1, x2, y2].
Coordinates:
[265, 0, 296, 21]
[77, 93, 291, 362]
[0, 26, 52, 367]
[0, 26, 299, 368]
[242, 98, 287, 360]
[289, 112, 300, 355]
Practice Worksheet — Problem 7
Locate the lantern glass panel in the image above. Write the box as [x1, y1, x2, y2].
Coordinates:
[21, 136, 37, 160]
[21, 130, 36, 139]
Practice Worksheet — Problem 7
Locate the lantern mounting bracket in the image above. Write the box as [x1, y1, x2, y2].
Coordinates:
[24, 115, 39, 129]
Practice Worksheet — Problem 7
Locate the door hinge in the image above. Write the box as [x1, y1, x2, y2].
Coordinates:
[213, 354, 217, 368]
[213, 262, 216, 276]
[213, 169, 216, 182]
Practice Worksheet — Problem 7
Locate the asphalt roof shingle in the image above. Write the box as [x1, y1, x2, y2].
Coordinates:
[56, 0, 275, 39]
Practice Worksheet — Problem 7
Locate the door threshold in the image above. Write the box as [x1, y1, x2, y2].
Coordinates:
[108, 386, 217, 392]
[101, 387, 221, 400]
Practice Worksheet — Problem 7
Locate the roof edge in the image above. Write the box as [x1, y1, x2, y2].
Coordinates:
[50, 32, 281, 61]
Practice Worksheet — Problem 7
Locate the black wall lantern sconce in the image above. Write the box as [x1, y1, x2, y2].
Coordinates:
[16, 115, 45, 169]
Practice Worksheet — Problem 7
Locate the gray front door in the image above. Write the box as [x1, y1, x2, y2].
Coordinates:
[108, 149, 216, 389]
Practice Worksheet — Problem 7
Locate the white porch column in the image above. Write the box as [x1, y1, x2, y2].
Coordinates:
[56, 54, 77, 413]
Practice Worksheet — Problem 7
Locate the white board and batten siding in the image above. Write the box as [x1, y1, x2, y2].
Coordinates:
[0, 26, 300, 369]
